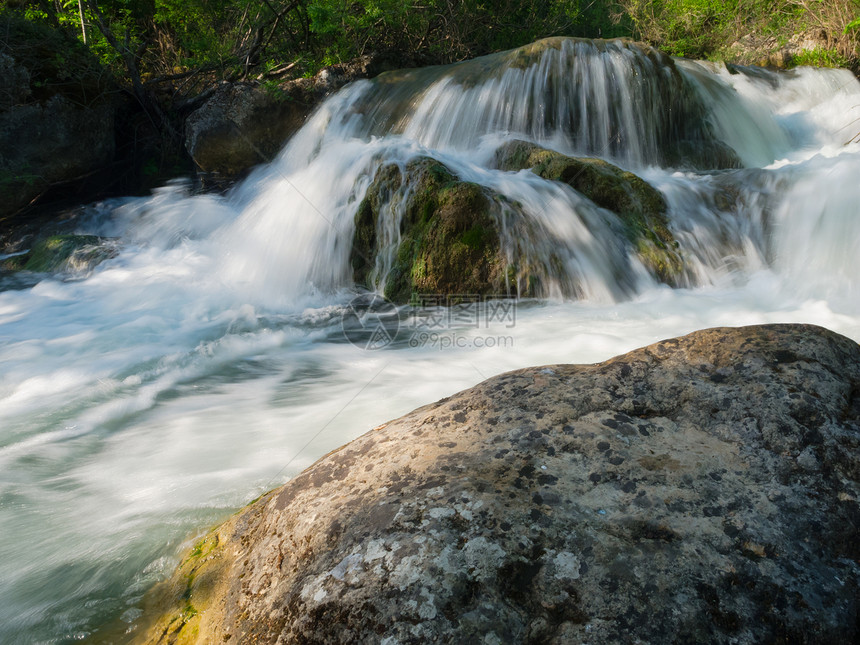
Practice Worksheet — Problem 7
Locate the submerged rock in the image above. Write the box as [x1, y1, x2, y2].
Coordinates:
[352, 157, 518, 302]
[495, 140, 684, 285]
[135, 324, 859, 644]
[2, 234, 117, 274]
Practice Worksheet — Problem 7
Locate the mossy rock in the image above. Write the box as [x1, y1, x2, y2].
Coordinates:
[10, 234, 116, 273]
[494, 140, 685, 285]
[353, 157, 522, 303]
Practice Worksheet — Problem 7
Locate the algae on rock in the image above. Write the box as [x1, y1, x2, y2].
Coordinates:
[353, 146, 688, 302]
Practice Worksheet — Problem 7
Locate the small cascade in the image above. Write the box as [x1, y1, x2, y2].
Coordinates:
[197, 36, 860, 304]
[677, 60, 860, 166]
[769, 154, 860, 298]
[331, 38, 741, 169]
[356, 156, 640, 302]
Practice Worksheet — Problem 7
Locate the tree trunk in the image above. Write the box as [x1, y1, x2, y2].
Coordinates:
[77, 0, 88, 44]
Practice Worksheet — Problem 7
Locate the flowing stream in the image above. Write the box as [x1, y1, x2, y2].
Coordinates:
[2, 38, 860, 643]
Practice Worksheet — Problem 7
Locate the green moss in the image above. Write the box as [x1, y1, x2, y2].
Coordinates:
[460, 225, 489, 249]
[411, 256, 427, 283]
[353, 143, 688, 301]
[184, 605, 198, 622]
[385, 235, 422, 302]
[149, 530, 221, 643]
[495, 140, 556, 172]
[503, 37, 567, 70]
[636, 239, 685, 285]
[186, 536, 216, 562]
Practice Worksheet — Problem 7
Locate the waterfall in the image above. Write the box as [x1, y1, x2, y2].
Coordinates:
[2, 37, 860, 644]
[326, 38, 736, 168]
[200, 37, 860, 302]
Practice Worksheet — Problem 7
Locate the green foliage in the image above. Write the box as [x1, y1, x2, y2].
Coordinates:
[460, 224, 489, 250]
[0, 7, 112, 103]
[790, 46, 850, 68]
[3, 0, 630, 95]
[617, 0, 860, 64]
[620, 0, 798, 58]
[303, 0, 626, 65]
[260, 77, 289, 101]
[142, 158, 159, 177]
[5, 0, 856, 109]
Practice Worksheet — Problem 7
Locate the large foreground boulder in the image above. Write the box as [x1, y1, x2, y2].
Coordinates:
[135, 324, 859, 644]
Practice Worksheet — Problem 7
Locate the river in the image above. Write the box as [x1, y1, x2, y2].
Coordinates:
[1, 38, 859, 643]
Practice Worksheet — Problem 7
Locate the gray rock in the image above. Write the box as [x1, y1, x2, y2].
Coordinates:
[352, 157, 517, 303]
[185, 56, 391, 176]
[135, 324, 860, 644]
[0, 16, 116, 220]
[0, 92, 115, 218]
[183, 81, 304, 176]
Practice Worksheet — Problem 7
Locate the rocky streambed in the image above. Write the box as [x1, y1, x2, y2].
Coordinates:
[133, 324, 859, 644]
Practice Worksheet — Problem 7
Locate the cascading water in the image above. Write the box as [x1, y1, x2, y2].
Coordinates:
[2, 38, 860, 643]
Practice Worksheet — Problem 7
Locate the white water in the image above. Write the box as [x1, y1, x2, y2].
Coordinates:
[2, 39, 860, 643]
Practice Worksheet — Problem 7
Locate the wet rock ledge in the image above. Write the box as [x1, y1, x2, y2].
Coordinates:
[135, 324, 860, 644]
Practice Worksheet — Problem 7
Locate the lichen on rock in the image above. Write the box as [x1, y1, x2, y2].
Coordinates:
[133, 324, 860, 644]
